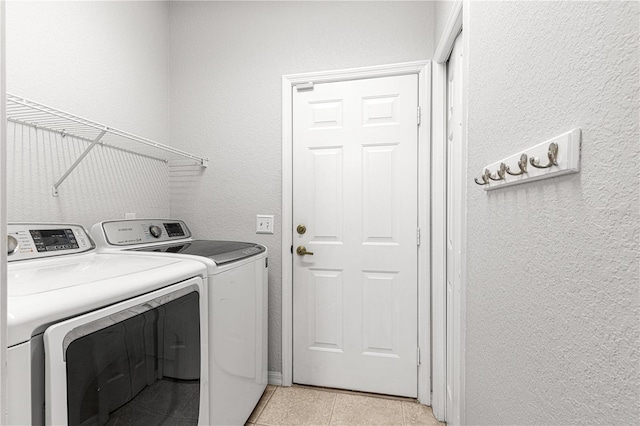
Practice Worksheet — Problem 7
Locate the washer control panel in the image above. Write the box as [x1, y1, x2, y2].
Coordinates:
[7, 223, 94, 261]
[101, 219, 192, 246]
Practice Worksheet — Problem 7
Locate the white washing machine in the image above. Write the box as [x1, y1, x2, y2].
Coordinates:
[6, 223, 210, 425]
[90, 219, 268, 426]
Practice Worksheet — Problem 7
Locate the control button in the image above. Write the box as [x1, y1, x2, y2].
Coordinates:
[149, 225, 163, 238]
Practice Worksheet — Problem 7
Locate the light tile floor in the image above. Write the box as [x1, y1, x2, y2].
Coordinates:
[247, 385, 446, 426]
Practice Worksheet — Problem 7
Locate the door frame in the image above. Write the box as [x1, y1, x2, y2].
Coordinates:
[0, 1, 7, 422]
[281, 61, 431, 404]
[431, 1, 465, 423]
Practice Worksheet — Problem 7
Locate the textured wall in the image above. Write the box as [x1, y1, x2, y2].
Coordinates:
[5, 1, 171, 228]
[6, 124, 170, 228]
[168, 1, 434, 375]
[433, 0, 457, 49]
[464, 1, 639, 424]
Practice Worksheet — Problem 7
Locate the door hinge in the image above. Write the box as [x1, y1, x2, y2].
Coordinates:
[417, 347, 421, 366]
[417, 106, 421, 126]
[417, 227, 421, 246]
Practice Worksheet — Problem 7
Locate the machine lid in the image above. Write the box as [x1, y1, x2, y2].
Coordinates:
[8, 253, 188, 296]
[127, 240, 266, 264]
[7, 252, 207, 347]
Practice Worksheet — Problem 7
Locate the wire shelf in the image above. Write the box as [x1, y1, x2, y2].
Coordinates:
[6, 93, 208, 196]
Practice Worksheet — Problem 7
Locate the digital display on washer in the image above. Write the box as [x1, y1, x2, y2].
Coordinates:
[29, 229, 79, 252]
[163, 222, 185, 237]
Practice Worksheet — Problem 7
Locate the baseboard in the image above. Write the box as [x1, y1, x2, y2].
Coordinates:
[268, 371, 283, 386]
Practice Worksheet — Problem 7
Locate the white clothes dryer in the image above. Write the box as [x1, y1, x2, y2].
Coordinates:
[90, 219, 268, 426]
[6, 223, 210, 426]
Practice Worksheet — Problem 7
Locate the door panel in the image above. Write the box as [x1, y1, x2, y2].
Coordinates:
[362, 270, 400, 357]
[311, 148, 343, 241]
[362, 144, 399, 242]
[307, 268, 343, 352]
[292, 75, 418, 397]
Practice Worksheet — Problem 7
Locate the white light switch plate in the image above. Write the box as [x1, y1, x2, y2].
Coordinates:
[256, 215, 274, 234]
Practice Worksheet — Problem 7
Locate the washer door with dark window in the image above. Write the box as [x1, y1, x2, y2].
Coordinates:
[44, 280, 204, 426]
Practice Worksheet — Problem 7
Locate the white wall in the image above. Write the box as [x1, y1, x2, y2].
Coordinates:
[5, 1, 172, 228]
[464, 1, 639, 424]
[168, 0, 434, 376]
[434, 0, 457, 49]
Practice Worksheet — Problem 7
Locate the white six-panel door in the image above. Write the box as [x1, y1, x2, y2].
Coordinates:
[292, 74, 419, 397]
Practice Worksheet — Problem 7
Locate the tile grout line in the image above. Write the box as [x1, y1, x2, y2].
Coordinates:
[254, 385, 429, 426]
[327, 391, 338, 426]
[254, 386, 278, 425]
[265, 386, 277, 405]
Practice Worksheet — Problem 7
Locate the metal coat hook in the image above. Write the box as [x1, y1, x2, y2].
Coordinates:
[489, 163, 506, 181]
[530, 142, 558, 169]
[473, 129, 580, 191]
[506, 154, 528, 176]
[474, 169, 491, 186]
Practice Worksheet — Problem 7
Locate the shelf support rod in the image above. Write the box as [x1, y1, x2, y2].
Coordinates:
[52, 129, 107, 197]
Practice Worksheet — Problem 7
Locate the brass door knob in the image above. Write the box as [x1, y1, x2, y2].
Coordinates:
[297, 224, 307, 235]
[296, 246, 314, 256]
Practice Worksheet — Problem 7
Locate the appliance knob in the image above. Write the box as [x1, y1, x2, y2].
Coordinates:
[149, 225, 163, 238]
[7, 235, 18, 255]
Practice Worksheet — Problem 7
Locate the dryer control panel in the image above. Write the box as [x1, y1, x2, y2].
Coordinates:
[7, 223, 95, 261]
[100, 219, 192, 246]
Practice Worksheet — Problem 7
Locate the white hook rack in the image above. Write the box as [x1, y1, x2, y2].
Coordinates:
[474, 129, 581, 191]
[6, 93, 209, 196]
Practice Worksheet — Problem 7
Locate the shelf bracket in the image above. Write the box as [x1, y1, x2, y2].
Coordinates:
[52, 129, 107, 197]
